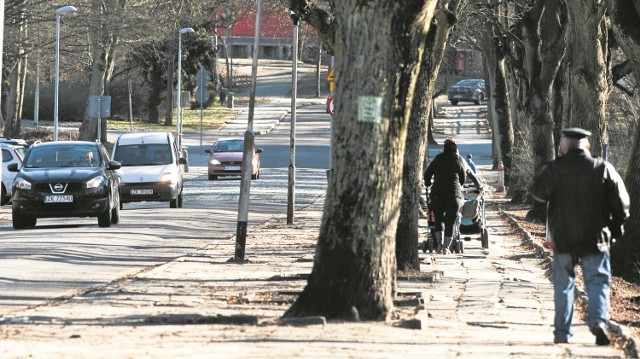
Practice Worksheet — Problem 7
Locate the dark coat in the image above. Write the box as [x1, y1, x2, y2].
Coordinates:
[424, 152, 479, 200]
[530, 149, 630, 255]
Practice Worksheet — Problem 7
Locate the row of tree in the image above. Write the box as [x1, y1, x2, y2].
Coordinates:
[0, 0, 297, 140]
[281, 0, 640, 322]
[1, 0, 637, 325]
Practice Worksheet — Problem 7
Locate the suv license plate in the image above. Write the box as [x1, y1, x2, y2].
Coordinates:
[225, 165, 241, 171]
[44, 195, 74, 203]
[131, 189, 153, 195]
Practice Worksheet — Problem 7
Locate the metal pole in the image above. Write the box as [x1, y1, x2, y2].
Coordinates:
[34, 55, 40, 129]
[287, 14, 299, 224]
[234, 0, 262, 262]
[176, 27, 194, 150]
[200, 69, 204, 148]
[97, 97, 102, 143]
[53, 6, 77, 142]
[128, 79, 133, 131]
[176, 32, 183, 150]
[53, 12, 61, 141]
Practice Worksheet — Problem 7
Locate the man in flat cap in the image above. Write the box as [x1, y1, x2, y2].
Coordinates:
[531, 127, 630, 345]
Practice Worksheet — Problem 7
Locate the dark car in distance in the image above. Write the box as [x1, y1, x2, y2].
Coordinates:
[8, 141, 121, 229]
[448, 79, 486, 106]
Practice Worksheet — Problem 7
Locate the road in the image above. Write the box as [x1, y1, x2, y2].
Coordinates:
[0, 103, 330, 315]
[0, 70, 488, 318]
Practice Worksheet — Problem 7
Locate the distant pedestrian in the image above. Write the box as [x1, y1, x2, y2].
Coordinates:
[530, 127, 630, 346]
[424, 138, 480, 254]
[465, 153, 476, 173]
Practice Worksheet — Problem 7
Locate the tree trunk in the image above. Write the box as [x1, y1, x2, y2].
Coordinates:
[164, 55, 175, 126]
[284, 0, 438, 321]
[396, 1, 461, 271]
[607, 0, 640, 281]
[562, 2, 608, 157]
[147, 63, 164, 124]
[3, 60, 22, 137]
[79, 43, 111, 142]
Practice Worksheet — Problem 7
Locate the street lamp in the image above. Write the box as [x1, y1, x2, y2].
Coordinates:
[54, 5, 77, 142]
[176, 27, 195, 149]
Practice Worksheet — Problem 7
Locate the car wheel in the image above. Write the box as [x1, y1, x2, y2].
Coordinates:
[208, 174, 217, 180]
[0, 184, 8, 206]
[177, 190, 183, 208]
[13, 213, 35, 229]
[450, 100, 459, 106]
[111, 194, 120, 224]
[475, 93, 484, 105]
[98, 205, 112, 227]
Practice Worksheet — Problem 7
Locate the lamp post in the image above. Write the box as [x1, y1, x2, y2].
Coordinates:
[54, 5, 77, 142]
[176, 27, 195, 150]
[287, 12, 299, 224]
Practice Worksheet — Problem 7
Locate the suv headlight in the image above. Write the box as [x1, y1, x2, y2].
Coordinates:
[86, 176, 104, 189]
[160, 172, 177, 184]
[14, 177, 31, 190]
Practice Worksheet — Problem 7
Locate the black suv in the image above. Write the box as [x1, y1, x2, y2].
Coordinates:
[8, 141, 121, 229]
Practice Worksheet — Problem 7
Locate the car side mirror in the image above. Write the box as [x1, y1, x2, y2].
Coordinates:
[108, 161, 122, 170]
[256, 148, 263, 153]
[205, 149, 212, 154]
[7, 163, 19, 172]
[178, 158, 188, 165]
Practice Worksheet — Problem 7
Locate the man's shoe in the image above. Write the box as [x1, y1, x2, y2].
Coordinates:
[591, 323, 611, 346]
[554, 338, 569, 344]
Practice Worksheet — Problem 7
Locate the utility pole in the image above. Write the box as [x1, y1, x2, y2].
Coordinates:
[287, 12, 299, 224]
[233, 0, 262, 262]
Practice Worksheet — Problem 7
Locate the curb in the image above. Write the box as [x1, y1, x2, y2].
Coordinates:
[502, 211, 638, 358]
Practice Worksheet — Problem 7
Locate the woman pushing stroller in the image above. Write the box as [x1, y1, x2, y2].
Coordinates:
[424, 138, 481, 254]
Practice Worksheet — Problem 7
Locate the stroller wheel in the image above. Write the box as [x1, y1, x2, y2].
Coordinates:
[481, 229, 490, 249]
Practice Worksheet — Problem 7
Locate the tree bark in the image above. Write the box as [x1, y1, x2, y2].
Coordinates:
[562, 1, 608, 157]
[607, 0, 640, 281]
[284, 0, 438, 321]
[396, 1, 461, 271]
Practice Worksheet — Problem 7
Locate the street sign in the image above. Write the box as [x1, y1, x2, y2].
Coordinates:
[88, 96, 111, 118]
[357, 96, 382, 124]
[195, 66, 211, 83]
[327, 67, 335, 92]
[173, 91, 191, 108]
[195, 88, 210, 104]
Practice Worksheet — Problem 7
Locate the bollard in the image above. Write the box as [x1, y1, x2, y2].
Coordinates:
[227, 92, 235, 109]
[181, 148, 189, 173]
[496, 161, 505, 193]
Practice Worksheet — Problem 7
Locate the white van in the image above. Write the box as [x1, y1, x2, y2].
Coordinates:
[112, 132, 186, 208]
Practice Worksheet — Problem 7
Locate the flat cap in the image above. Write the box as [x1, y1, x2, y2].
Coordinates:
[561, 127, 591, 139]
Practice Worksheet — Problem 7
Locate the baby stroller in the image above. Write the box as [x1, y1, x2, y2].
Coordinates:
[420, 184, 489, 254]
[449, 184, 489, 253]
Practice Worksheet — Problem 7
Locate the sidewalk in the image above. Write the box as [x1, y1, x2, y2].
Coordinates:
[3, 97, 633, 357]
[0, 193, 631, 357]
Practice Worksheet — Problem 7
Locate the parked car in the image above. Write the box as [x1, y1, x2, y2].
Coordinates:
[1, 142, 26, 205]
[205, 138, 263, 180]
[111, 132, 186, 208]
[448, 79, 486, 106]
[8, 141, 121, 229]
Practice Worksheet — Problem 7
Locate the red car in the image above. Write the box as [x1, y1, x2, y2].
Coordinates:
[205, 138, 263, 180]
